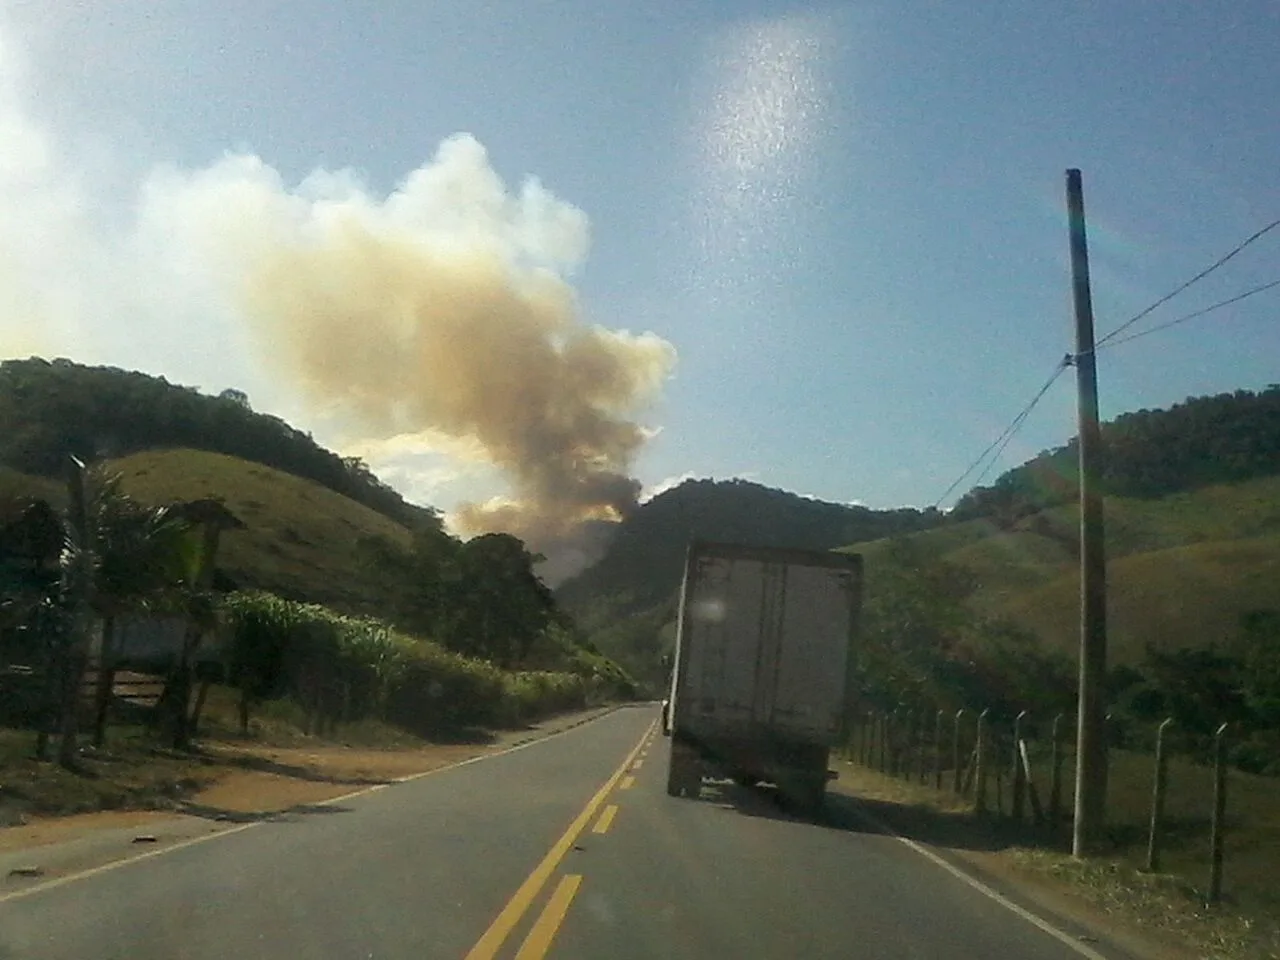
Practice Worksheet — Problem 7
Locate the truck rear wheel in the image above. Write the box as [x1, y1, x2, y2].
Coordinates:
[780, 774, 826, 818]
[667, 742, 702, 798]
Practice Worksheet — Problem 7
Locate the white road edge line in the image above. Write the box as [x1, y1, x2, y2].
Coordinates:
[0, 705, 633, 905]
[851, 806, 1111, 960]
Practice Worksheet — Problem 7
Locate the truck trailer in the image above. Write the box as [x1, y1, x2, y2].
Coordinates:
[665, 540, 863, 815]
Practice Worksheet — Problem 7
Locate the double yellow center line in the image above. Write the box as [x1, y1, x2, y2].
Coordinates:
[464, 718, 657, 960]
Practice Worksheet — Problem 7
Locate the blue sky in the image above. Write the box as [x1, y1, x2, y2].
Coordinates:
[1, 0, 1278, 528]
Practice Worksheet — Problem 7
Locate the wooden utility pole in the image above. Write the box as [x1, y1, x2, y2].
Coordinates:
[1066, 168, 1109, 856]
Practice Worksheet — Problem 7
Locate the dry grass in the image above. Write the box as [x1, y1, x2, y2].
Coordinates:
[842, 475, 1280, 664]
[0, 449, 414, 617]
[108, 448, 412, 615]
[833, 752, 1280, 960]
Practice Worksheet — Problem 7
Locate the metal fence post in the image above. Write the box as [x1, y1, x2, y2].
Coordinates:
[934, 709, 945, 789]
[1208, 722, 1230, 905]
[975, 708, 990, 815]
[1146, 717, 1173, 873]
[1049, 713, 1065, 824]
[1012, 710, 1028, 822]
[952, 709, 966, 794]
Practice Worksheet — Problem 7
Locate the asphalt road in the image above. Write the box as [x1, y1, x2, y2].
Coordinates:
[0, 705, 1136, 959]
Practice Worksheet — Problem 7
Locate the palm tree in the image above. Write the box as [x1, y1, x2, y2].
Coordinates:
[56, 457, 96, 768]
[87, 474, 193, 747]
[55, 460, 194, 765]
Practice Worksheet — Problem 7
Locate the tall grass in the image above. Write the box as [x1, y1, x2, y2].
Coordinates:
[222, 591, 622, 737]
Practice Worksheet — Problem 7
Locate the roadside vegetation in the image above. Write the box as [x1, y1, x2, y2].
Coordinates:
[1, 362, 636, 822]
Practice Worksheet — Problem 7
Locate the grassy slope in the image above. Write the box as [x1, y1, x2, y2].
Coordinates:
[0, 465, 61, 505]
[111, 449, 412, 615]
[2, 449, 412, 617]
[842, 475, 1280, 662]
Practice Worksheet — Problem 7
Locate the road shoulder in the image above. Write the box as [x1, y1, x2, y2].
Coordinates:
[829, 760, 1202, 960]
[0, 703, 623, 885]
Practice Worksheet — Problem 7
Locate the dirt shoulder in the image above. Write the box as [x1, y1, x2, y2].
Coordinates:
[830, 759, 1276, 960]
[0, 703, 623, 857]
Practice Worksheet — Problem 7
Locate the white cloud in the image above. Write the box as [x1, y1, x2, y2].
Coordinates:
[0, 18, 675, 565]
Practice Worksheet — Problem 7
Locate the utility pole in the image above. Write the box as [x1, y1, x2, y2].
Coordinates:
[1066, 168, 1109, 857]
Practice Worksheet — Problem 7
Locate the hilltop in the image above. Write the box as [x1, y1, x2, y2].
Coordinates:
[0, 357, 437, 531]
[555, 478, 941, 682]
[0, 357, 627, 687]
[843, 474, 1280, 666]
[559, 385, 1280, 689]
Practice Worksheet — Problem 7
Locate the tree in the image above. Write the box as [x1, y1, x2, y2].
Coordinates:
[447, 534, 556, 666]
[56, 457, 96, 768]
[1237, 609, 1280, 728]
[86, 473, 193, 747]
[155, 498, 244, 749]
[218, 388, 251, 409]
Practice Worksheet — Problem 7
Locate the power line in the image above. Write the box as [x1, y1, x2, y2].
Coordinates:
[1097, 276, 1280, 350]
[931, 358, 1071, 509]
[1094, 217, 1280, 348]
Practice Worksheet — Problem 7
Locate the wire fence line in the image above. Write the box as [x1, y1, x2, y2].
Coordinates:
[840, 704, 1275, 911]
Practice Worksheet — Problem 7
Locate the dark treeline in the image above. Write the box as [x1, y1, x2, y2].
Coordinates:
[558, 478, 941, 618]
[555, 478, 943, 686]
[954, 384, 1280, 523]
[0, 358, 435, 530]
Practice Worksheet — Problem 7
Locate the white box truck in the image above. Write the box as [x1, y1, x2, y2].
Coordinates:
[665, 540, 863, 815]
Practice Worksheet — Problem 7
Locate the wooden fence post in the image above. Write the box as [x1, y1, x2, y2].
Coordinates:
[1049, 713, 1065, 824]
[1146, 717, 1173, 872]
[934, 708, 945, 790]
[952, 709, 966, 794]
[917, 710, 930, 783]
[975, 708, 990, 815]
[1012, 710, 1028, 822]
[1208, 722, 1230, 905]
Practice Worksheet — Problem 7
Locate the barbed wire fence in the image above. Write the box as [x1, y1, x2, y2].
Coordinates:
[841, 704, 1267, 910]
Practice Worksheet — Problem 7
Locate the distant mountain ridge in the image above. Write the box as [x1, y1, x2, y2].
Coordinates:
[557, 478, 940, 615]
[558, 385, 1280, 686]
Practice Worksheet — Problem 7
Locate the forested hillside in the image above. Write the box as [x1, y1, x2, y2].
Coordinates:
[555, 478, 941, 684]
[0, 358, 434, 530]
[954, 384, 1280, 522]
[560, 386, 1280, 695]
[0, 359, 636, 743]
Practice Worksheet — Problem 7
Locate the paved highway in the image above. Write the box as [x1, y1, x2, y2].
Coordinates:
[0, 705, 1135, 959]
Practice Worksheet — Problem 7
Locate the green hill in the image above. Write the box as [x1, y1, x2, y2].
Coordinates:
[952, 384, 1280, 521]
[555, 478, 941, 683]
[1, 450, 413, 616]
[842, 475, 1280, 664]
[114, 449, 415, 615]
[0, 357, 437, 530]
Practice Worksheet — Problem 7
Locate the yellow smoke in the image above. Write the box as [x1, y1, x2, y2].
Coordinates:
[244, 213, 674, 566]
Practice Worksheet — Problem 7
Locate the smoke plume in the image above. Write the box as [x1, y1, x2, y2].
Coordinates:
[183, 135, 675, 571]
[0, 10, 674, 578]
